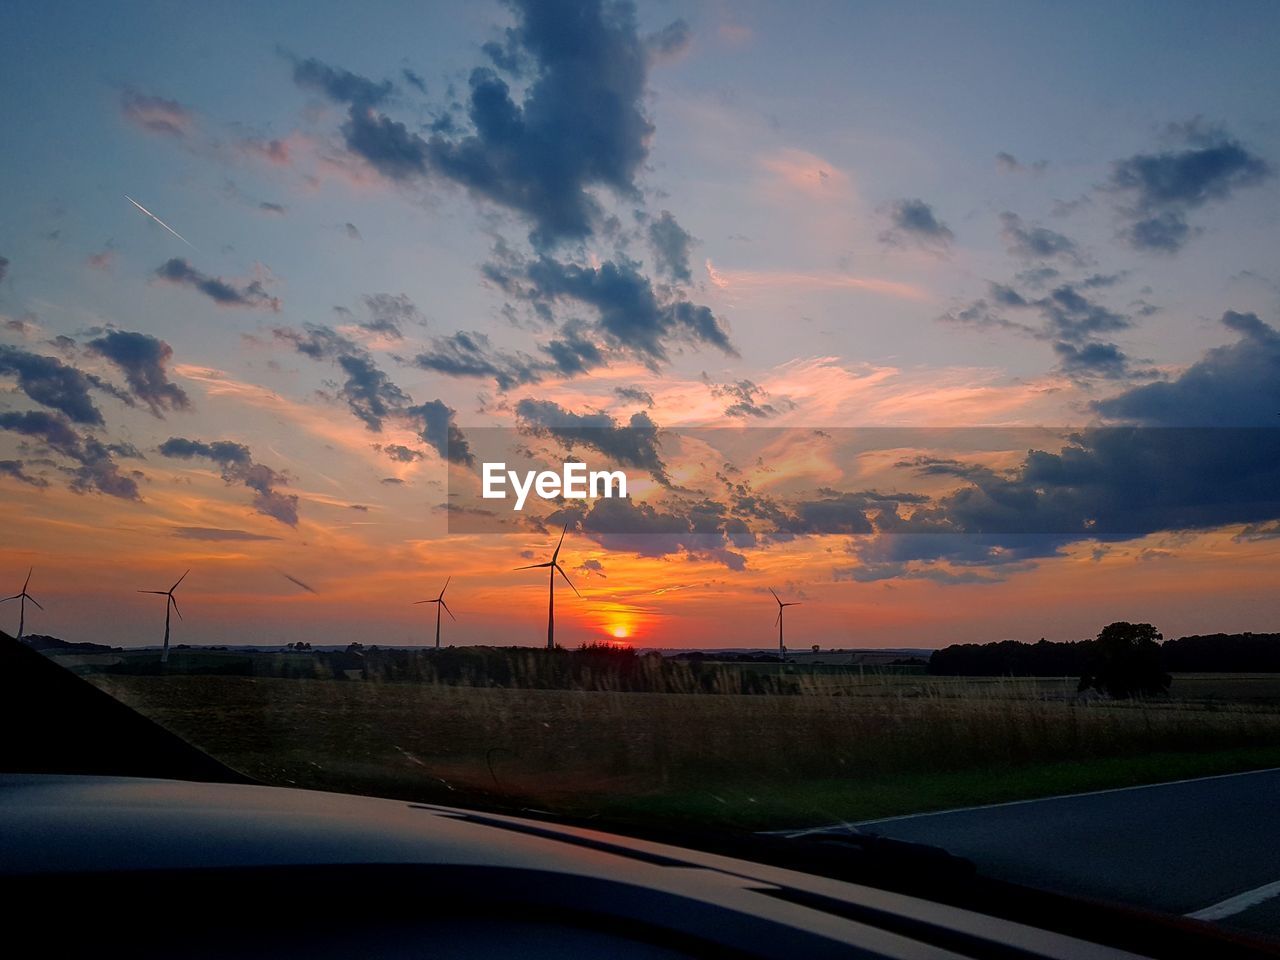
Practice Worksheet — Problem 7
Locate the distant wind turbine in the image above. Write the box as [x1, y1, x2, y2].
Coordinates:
[139, 569, 188, 664]
[124, 194, 195, 249]
[2, 568, 43, 643]
[516, 524, 580, 650]
[770, 587, 800, 661]
[413, 577, 455, 649]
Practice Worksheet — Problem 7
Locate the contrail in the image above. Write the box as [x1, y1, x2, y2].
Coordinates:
[281, 572, 318, 594]
[124, 195, 195, 249]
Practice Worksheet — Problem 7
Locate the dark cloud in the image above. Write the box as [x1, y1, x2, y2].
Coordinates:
[274, 325, 408, 430]
[0, 410, 140, 499]
[155, 258, 281, 311]
[880, 199, 953, 249]
[86, 330, 190, 416]
[172, 527, 281, 542]
[514, 398, 667, 481]
[360, 292, 420, 339]
[1094, 311, 1280, 426]
[645, 19, 692, 59]
[613, 386, 654, 407]
[405, 399, 475, 466]
[1108, 123, 1271, 253]
[423, 0, 655, 247]
[120, 90, 192, 138]
[563, 497, 748, 570]
[381, 443, 423, 463]
[708, 377, 791, 418]
[1053, 340, 1133, 380]
[0, 459, 49, 488]
[647, 210, 693, 282]
[343, 223, 362, 240]
[517, 255, 735, 365]
[0, 256, 8, 283]
[410, 331, 550, 390]
[401, 68, 428, 94]
[946, 282, 1130, 348]
[291, 56, 393, 106]
[0, 345, 105, 424]
[258, 201, 287, 215]
[995, 152, 1047, 174]
[159, 437, 299, 525]
[999, 212, 1082, 263]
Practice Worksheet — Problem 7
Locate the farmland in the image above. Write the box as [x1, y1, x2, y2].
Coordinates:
[87, 667, 1280, 832]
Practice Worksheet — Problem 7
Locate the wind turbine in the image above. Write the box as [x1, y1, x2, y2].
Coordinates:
[769, 588, 800, 661]
[139, 570, 188, 663]
[516, 523, 580, 650]
[2, 568, 43, 642]
[413, 577, 455, 649]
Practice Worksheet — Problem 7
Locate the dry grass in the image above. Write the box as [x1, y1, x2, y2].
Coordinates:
[91, 673, 1280, 828]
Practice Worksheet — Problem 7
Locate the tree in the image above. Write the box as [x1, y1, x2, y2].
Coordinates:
[1078, 622, 1171, 698]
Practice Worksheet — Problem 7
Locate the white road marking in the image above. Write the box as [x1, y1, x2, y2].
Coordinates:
[1187, 880, 1280, 922]
[769, 765, 1280, 836]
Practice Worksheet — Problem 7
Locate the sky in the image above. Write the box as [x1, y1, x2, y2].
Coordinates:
[1, 0, 1278, 650]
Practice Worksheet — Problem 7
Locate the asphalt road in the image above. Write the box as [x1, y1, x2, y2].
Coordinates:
[841, 768, 1280, 938]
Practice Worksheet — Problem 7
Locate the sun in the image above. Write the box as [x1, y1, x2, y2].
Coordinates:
[610, 624, 630, 639]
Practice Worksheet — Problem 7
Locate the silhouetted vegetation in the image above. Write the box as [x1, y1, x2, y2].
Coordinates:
[1077, 622, 1171, 699]
[1163, 633, 1280, 672]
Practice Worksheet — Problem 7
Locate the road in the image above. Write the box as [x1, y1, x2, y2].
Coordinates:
[813, 768, 1280, 939]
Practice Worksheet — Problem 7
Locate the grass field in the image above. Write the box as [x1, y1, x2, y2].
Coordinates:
[89, 671, 1280, 832]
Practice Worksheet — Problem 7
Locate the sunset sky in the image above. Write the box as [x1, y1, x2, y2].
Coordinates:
[2, 0, 1278, 649]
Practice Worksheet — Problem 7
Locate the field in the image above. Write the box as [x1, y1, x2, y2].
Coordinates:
[88, 669, 1280, 832]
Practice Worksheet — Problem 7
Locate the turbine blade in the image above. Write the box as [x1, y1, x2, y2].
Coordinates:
[412, 599, 434, 605]
[439, 575, 450, 599]
[139, 590, 168, 595]
[554, 563, 581, 598]
[441, 599, 456, 621]
[0, 595, 18, 603]
[23, 567, 33, 592]
[171, 569, 190, 592]
[27, 596, 43, 611]
[775, 610, 781, 627]
[768, 587, 781, 604]
[552, 522, 568, 562]
[515, 562, 553, 570]
[169, 595, 183, 620]
[784, 602, 801, 607]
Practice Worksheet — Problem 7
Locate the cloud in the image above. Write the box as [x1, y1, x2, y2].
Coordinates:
[945, 281, 1131, 351]
[423, 0, 655, 246]
[995, 152, 1046, 174]
[343, 223, 362, 240]
[404, 399, 474, 466]
[613, 386, 654, 407]
[1108, 122, 1271, 253]
[410, 331, 547, 390]
[512, 255, 735, 365]
[999, 212, 1083, 263]
[563, 497, 748, 570]
[0, 345, 106, 424]
[291, 56, 393, 107]
[0, 256, 10, 283]
[159, 437, 299, 525]
[258, 201, 287, 215]
[402, 68, 428, 93]
[647, 210, 693, 282]
[0, 410, 140, 499]
[514, 398, 667, 480]
[1052, 340, 1133, 380]
[359, 292, 420, 339]
[172, 527, 281, 542]
[120, 90, 193, 138]
[86, 329, 190, 415]
[381, 443, 422, 463]
[155, 258, 281, 311]
[646, 19, 692, 60]
[1094, 311, 1280, 426]
[273, 325, 408, 430]
[880, 198, 953, 249]
[707, 377, 792, 418]
[0, 459, 49, 488]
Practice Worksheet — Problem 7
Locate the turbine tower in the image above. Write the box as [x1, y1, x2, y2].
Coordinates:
[2, 568, 43, 642]
[139, 569, 188, 664]
[413, 577, 455, 649]
[770, 587, 800, 661]
[516, 524, 580, 650]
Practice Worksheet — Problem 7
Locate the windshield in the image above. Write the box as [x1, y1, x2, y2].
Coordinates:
[3, 0, 1279, 945]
